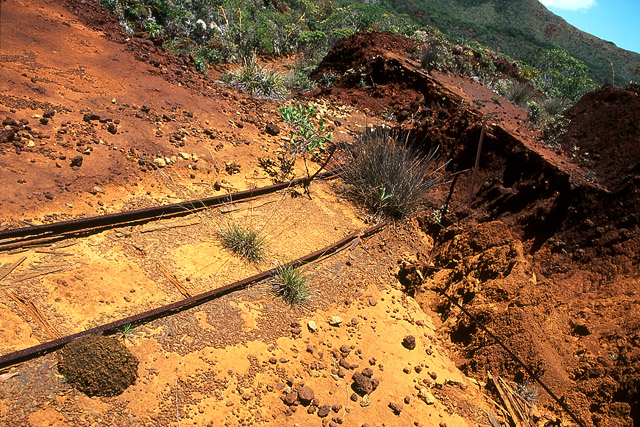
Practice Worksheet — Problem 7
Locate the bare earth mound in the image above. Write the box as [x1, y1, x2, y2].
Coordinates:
[58, 335, 139, 397]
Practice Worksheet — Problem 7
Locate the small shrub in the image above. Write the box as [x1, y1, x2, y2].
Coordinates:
[506, 82, 535, 106]
[542, 97, 569, 117]
[279, 103, 333, 178]
[273, 264, 310, 305]
[527, 101, 544, 124]
[341, 127, 445, 218]
[543, 115, 570, 148]
[224, 55, 287, 101]
[218, 222, 266, 262]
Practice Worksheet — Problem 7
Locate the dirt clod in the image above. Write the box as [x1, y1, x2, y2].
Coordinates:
[402, 335, 416, 350]
[57, 335, 138, 397]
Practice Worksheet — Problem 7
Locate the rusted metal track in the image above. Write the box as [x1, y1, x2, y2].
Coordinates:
[0, 221, 386, 369]
[0, 170, 339, 246]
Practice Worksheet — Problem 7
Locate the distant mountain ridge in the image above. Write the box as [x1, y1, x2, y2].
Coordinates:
[383, 0, 640, 85]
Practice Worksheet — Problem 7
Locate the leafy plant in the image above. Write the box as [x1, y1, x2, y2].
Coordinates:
[279, 103, 333, 178]
[218, 221, 266, 262]
[272, 264, 310, 305]
[340, 127, 446, 218]
[116, 323, 136, 341]
[543, 115, 570, 148]
[526, 100, 544, 124]
[542, 97, 569, 117]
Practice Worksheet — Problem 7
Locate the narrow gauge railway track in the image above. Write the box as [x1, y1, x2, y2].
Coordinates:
[0, 170, 340, 251]
[0, 222, 386, 369]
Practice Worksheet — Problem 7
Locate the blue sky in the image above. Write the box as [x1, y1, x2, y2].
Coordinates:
[539, 0, 640, 53]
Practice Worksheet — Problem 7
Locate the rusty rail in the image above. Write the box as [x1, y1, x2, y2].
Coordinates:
[0, 221, 386, 369]
[0, 169, 340, 247]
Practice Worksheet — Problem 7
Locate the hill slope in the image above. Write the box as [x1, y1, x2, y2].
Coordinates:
[383, 0, 640, 85]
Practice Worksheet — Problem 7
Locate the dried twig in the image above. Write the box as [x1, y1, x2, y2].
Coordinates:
[157, 262, 192, 298]
[0, 256, 27, 281]
[8, 292, 62, 340]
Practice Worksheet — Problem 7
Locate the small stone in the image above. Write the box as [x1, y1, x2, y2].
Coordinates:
[307, 320, 318, 332]
[70, 155, 83, 167]
[350, 393, 358, 402]
[179, 152, 190, 160]
[351, 372, 373, 396]
[317, 406, 331, 418]
[402, 335, 417, 350]
[404, 396, 411, 404]
[389, 402, 402, 415]
[368, 298, 377, 306]
[298, 386, 314, 404]
[418, 388, 436, 405]
[153, 158, 167, 168]
[265, 123, 280, 136]
[328, 316, 343, 326]
[283, 391, 298, 406]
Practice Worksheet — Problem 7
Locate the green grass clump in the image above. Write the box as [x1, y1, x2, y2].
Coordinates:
[218, 222, 266, 262]
[341, 127, 444, 218]
[273, 264, 310, 305]
[224, 55, 287, 101]
[506, 82, 535, 106]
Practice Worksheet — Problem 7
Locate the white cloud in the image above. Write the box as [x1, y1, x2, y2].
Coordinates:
[540, 0, 597, 10]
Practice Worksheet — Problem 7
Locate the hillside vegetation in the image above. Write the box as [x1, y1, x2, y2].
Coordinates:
[382, 0, 640, 85]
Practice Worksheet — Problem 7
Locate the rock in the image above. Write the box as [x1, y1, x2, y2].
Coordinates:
[307, 320, 318, 332]
[27, 140, 35, 147]
[70, 155, 83, 167]
[283, 391, 298, 406]
[43, 109, 55, 118]
[389, 402, 402, 415]
[265, 123, 280, 136]
[192, 154, 199, 162]
[83, 113, 100, 122]
[361, 368, 373, 378]
[368, 298, 377, 306]
[153, 158, 167, 168]
[402, 335, 416, 350]
[418, 388, 436, 405]
[328, 316, 343, 326]
[298, 386, 314, 404]
[107, 123, 117, 134]
[351, 372, 373, 396]
[39, 118, 49, 125]
[179, 152, 190, 160]
[317, 405, 331, 418]
[0, 128, 16, 143]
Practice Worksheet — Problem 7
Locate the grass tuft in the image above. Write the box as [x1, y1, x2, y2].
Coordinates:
[340, 127, 445, 218]
[224, 55, 287, 101]
[272, 264, 310, 305]
[218, 222, 266, 262]
[506, 82, 535, 106]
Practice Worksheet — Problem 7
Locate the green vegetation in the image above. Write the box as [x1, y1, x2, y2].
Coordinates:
[272, 264, 310, 305]
[223, 55, 287, 100]
[379, 0, 640, 86]
[115, 323, 135, 340]
[341, 127, 445, 218]
[279, 103, 333, 178]
[218, 221, 266, 262]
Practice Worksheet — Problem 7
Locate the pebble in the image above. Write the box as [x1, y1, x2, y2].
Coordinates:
[402, 335, 417, 350]
[328, 316, 342, 326]
[308, 320, 318, 332]
[389, 401, 402, 414]
[418, 388, 436, 405]
[153, 158, 167, 168]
